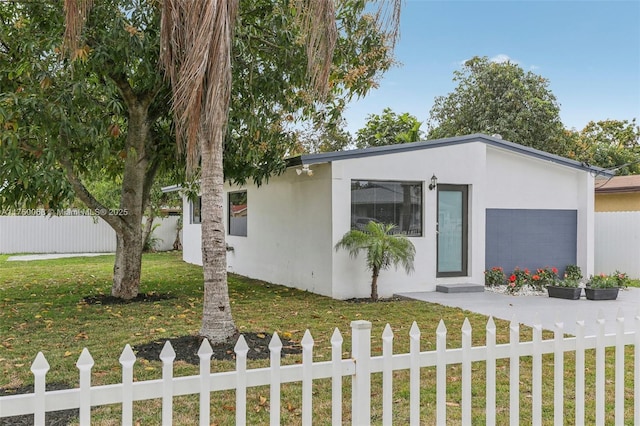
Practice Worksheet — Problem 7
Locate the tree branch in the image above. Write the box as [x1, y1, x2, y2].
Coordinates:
[57, 155, 126, 232]
[108, 71, 139, 109]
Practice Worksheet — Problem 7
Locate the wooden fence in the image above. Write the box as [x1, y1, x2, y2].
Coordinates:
[0, 313, 638, 425]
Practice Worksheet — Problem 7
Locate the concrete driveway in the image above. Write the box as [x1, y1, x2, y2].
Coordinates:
[397, 288, 640, 336]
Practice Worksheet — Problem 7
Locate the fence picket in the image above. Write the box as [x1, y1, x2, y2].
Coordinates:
[160, 341, 176, 426]
[615, 309, 625, 426]
[76, 348, 94, 426]
[553, 318, 564, 426]
[331, 328, 343, 426]
[596, 310, 605, 425]
[119, 344, 136, 426]
[235, 335, 249, 426]
[382, 324, 394, 426]
[509, 317, 519, 426]
[2, 317, 639, 425]
[485, 317, 496, 426]
[461, 319, 472, 425]
[269, 333, 282, 426]
[31, 352, 49, 426]
[532, 315, 542, 426]
[301, 330, 314, 426]
[436, 320, 447, 426]
[575, 319, 585, 426]
[197, 339, 213, 426]
[351, 320, 371, 426]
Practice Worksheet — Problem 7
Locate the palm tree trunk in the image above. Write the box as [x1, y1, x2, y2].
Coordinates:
[371, 267, 380, 301]
[199, 134, 236, 343]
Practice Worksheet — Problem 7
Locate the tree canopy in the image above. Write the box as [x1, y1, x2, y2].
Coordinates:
[1, 0, 399, 302]
[355, 107, 423, 148]
[427, 56, 565, 153]
[564, 119, 640, 175]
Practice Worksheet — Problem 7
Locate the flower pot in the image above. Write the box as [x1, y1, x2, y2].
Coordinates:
[584, 287, 619, 300]
[546, 285, 582, 300]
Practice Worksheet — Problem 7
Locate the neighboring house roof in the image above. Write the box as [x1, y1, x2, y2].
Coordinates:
[595, 175, 640, 193]
[287, 133, 614, 177]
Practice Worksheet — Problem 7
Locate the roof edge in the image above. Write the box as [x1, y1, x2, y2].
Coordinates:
[286, 133, 614, 177]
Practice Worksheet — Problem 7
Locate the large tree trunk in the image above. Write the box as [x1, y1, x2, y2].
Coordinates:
[199, 136, 236, 343]
[61, 82, 156, 300]
[112, 226, 143, 298]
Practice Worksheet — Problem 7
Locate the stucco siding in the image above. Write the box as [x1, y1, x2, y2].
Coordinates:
[183, 166, 334, 297]
[181, 135, 597, 299]
[330, 142, 487, 298]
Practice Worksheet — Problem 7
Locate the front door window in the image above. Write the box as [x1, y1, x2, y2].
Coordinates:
[437, 185, 468, 276]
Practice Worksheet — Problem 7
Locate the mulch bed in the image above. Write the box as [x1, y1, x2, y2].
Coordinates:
[1, 333, 301, 425]
[82, 292, 173, 305]
[134, 332, 301, 364]
[344, 296, 404, 303]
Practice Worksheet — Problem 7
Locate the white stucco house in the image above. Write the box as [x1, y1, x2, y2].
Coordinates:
[179, 133, 610, 300]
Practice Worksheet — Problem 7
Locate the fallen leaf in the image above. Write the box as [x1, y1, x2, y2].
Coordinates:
[259, 396, 267, 406]
[223, 405, 235, 412]
[64, 351, 72, 357]
[446, 401, 460, 407]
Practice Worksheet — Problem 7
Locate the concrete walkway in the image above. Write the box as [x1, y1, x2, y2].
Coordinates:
[396, 288, 640, 336]
[7, 253, 113, 261]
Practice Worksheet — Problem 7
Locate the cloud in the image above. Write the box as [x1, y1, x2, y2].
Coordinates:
[489, 54, 518, 64]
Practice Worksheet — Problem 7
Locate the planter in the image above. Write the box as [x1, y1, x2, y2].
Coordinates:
[585, 287, 619, 301]
[546, 285, 582, 300]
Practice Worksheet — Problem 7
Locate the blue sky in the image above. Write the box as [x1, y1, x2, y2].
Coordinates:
[342, 0, 640, 136]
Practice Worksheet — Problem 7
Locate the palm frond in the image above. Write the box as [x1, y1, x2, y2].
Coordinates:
[62, 0, 94, 56]
[159, 0, 239, 174]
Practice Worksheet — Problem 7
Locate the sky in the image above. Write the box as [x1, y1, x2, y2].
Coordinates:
[342, 0, 640, 136]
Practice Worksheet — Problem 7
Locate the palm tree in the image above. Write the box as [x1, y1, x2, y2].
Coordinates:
[336, 221, 415, 301]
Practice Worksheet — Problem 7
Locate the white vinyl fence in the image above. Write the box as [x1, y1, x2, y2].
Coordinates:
[0, 313, 638, 425]
[595, 211, 640, 278]
[0, 214, 180, 254]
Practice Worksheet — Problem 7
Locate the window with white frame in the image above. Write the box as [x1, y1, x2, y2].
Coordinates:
[228, 191, 247, 236]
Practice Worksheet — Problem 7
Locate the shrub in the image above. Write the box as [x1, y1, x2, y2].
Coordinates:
[587, 273, 618, 289]
[507, 267, 531, 294]
[531, 266, 558, 290]
[613, 270, 630, 288]
[484, 267, 505, 286]
[564, 265, 582, 281]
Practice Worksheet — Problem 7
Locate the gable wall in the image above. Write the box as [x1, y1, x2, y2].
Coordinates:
[485, 147, 594, 277]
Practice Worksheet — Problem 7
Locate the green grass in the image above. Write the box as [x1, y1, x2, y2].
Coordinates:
[0, 252, 636, 424]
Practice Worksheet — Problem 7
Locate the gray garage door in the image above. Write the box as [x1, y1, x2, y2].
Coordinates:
[485, 209, 577, 275]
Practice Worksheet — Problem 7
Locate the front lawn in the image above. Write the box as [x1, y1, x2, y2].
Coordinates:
[0, 252, 634, 424]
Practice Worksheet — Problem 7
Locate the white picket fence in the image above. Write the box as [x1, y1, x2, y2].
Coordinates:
[1, 313, 638, 425]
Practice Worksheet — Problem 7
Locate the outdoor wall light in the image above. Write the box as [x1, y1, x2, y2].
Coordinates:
[429, 174, 438, 190]
[296, 165, 313, 176]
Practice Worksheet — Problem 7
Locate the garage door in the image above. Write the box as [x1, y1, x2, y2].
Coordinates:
[485, 209, 577, 274]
